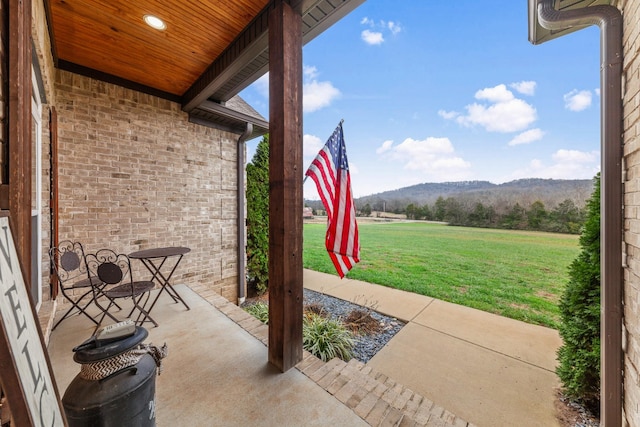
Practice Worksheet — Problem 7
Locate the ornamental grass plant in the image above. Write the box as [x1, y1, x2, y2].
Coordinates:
[243, 301, 269, 324]
[302, 312, 355, 362]
[243, 302, 355, 362]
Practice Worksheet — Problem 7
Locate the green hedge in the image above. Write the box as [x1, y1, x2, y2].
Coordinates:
[246, 135, 269, 294]
[556, 173, 600, 413]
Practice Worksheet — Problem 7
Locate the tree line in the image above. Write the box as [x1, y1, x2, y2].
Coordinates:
[358, 196, 586, 234]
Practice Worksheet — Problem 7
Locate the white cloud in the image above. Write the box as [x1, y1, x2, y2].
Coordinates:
[387, 21, 402, 35]
[361, 29, 384, 45]
[254, 73, 269, 98]
[247, 67, 340, 113]
[360, 17, 401, 45]
[508, 128, 545, 146]
[302, 66, 340, 113]
[376, 140, 394, 154]
[444, 84, 537, 133]
[564, 89, 592, 112]
[246, 144, 255, 163]
[303, 134, 323, 160]
[349, 161, 360, 175]
[360, 17, 373, 26]
[552, 149, 598, 163]
[475, 84, 514, 103]
[457, 99, 537, 133]
[303, 65, 319, 80]
[304, 81, 340, 112]
[508, 149, 600, 181]
[595, 88, 601, 97]
[510, 81, 536, 96]
[438, 110, 459, 120]
[383, 137, 471, 180]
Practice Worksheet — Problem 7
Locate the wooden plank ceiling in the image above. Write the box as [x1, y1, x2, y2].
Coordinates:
[47, 0, 365, 129]
[49, 0, 269, 98]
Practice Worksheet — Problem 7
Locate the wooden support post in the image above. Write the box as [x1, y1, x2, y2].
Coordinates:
[268, 0, 303, 372]
[8, 0, 32, 289]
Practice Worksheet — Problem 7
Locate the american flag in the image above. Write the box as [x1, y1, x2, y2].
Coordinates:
[305, 122, 360, 278]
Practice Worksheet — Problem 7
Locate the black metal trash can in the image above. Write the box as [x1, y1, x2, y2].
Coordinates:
[62, 326, 160, 427]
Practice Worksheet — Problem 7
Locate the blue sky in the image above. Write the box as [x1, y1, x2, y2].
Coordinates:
[240, 1, 601, 199]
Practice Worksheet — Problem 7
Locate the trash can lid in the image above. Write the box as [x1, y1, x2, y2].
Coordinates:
[73, 326, 148, 363]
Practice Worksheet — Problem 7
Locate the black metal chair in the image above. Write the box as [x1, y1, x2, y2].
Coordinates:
[50, 241, 103, 330]
[85, 249, 158, 327]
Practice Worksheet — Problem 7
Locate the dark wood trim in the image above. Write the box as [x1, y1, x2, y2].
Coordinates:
[0, 185, 8, 210]
[49, 107, 59, 299]
[8, 0, 32, 294]
[181, 0, 367, 112]
[267, 0, 303, 372]
[57, 60, 182, 104]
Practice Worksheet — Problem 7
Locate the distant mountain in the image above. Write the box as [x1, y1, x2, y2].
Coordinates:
[305, 178, 596, 212]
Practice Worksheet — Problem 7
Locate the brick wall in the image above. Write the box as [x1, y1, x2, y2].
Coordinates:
[55, 70, 241, 302]
[624, 0, 640, 425]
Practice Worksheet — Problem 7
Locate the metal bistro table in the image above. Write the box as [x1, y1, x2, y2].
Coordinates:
[129, 247, 191, 319]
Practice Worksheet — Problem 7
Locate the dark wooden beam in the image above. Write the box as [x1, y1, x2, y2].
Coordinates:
[181, 4, 272, 112]
[268, 0, 303, 372]
[8, 0, 32, 294]
[181, 0, 366, 112]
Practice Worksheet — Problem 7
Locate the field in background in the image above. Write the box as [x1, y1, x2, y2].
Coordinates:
[303, 221, 580, 329]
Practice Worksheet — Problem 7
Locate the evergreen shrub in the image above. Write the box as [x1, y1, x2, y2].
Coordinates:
[556, 173, 600, 413]
[246, 135, 270, 294]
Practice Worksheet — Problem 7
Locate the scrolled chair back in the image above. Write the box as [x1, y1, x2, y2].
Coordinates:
[49, 240, 103, 330]
[50, 240, 89, 283]
[85, 249, 133, 287]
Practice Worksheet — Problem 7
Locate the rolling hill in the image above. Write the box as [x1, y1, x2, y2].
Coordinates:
[305, 178, 596, 213]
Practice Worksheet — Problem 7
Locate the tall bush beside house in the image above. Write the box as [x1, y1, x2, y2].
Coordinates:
[246, 135, 270, 294]
[556, 173, 600, 413]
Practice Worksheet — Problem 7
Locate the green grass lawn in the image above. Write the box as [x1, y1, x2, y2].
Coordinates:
[304, 221, 580, 329]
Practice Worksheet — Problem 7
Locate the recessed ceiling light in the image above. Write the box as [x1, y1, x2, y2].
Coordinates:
[144, 15, 166, 30]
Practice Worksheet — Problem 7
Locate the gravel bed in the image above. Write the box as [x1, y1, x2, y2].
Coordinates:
[303, 288, 405, 363]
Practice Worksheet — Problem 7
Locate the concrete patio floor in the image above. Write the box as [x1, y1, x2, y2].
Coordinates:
[46, 282, 471, 426]
[44, 271, 563, 426]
